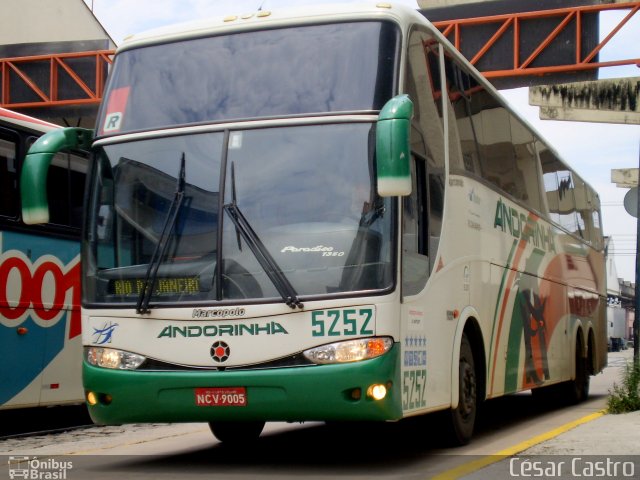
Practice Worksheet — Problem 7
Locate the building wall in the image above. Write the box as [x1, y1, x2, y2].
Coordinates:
[0, 0, 113, 46]
[605, 238, 621, 296]
[608, 306, 627, 339]
[627, 309, 635, 340]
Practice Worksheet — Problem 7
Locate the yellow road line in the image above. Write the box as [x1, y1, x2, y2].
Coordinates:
[431, 409, 607, 480]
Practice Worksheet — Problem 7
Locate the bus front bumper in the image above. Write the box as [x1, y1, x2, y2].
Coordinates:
[83, 344, 402, 424]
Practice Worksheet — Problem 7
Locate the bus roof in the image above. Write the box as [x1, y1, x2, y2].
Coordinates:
[116, 2, 423, 53]
[108, 1, 591, 195]
[0, 107, 59, 134]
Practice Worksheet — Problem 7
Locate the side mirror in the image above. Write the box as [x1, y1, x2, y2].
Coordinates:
[21, 127, 93, 224]
[376, 94, 413, 197]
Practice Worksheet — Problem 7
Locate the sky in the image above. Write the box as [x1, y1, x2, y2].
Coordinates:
[83, 0, 640, 283]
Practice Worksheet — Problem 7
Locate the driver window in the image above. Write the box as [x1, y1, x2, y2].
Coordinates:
[403, 155, 429, 296]
[402, 28, 446, 297]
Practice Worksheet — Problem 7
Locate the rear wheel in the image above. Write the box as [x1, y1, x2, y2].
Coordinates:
[208, 421, 265, 444]
[564, 338, 590, 404]
[444, 334, 477, 446]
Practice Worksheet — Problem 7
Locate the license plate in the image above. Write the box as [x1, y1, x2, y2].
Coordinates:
[195, 387, 247, 406]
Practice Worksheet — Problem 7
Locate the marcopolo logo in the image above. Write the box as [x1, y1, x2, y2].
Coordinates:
[8, 456, 73, 480]
[192, 307, 245, 319]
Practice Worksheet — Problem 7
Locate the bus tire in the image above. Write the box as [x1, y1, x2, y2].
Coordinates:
[446, 333, 477, 446]
[564, 338, 590, 404]
[209, 421, 265, 444]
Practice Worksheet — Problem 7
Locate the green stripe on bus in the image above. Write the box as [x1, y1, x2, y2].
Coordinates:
[504, 248, 546, 393]
[487, 239, 518, 380]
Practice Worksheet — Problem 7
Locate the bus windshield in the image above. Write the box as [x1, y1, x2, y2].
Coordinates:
[84, 123, 394, 307]
[97, 21, 399, 136]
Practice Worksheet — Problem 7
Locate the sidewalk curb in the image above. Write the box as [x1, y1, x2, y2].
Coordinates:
[431, 409, 607, 480]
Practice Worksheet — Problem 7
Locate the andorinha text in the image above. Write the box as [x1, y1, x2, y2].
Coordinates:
[494, 198, 556, 253]
[157, 322, 288, 338]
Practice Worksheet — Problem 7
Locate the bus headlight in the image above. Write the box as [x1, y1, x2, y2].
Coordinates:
[85, 347, 146, 370]
[303, 337, 393, 364]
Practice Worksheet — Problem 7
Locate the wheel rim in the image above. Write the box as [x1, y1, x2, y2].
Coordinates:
[460, 360, 476, 420]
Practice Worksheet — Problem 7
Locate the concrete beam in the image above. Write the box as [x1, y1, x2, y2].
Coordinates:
[612, 168, 639, 188]
[530, 78, 640, 125]
[537, 107, 640, 124]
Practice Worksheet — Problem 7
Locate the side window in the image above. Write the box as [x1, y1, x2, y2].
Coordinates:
[574, 175, 603, 249]
[443, 56, 478, 175]
[25, 136, 88, 230]
[540, 146, 579, 236]
[443, 54, 541, 211]
[402, 28, 446, 296]
[405, 29, 445, 167]
[402, 156, 429, 296]
[589, 189, 603, 250]
[95, 156, 117, 268]
[46, 149, 88, 229]
[0, 130, 19, 218]
[419, 41, 446, 271]
[509, 116, 542, 211]
[539, 144, 561, 224]
[556, 169, 578, 235]
[403, 157, 426, 255]
[477, 106, 522, 199]
[573, 176, 589, 240]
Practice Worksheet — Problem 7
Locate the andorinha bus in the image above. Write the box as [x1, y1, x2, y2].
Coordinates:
[21, 3, 606, 445]
[1, 107, 86, 409]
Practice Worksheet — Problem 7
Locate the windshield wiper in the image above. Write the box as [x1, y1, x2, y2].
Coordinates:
[223, 163, 303, 309]
[224, 203, 303, 309]
[136, 153, 186, 314]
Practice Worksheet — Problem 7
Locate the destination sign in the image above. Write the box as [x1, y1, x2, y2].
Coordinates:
[110, 277, 200, 296]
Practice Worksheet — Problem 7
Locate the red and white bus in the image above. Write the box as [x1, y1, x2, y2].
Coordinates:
[1, 107, 86, 409]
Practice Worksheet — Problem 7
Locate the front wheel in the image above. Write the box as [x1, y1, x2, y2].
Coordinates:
[209, 421, 265, 444]
[444, 334, 477, 446]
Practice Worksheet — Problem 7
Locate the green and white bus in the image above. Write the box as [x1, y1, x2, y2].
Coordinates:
[21, 2, 606, 445]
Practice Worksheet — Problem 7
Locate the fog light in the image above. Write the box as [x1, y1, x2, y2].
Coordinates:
[86, 391, 98, 406]
[367, 384, 387, 400]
